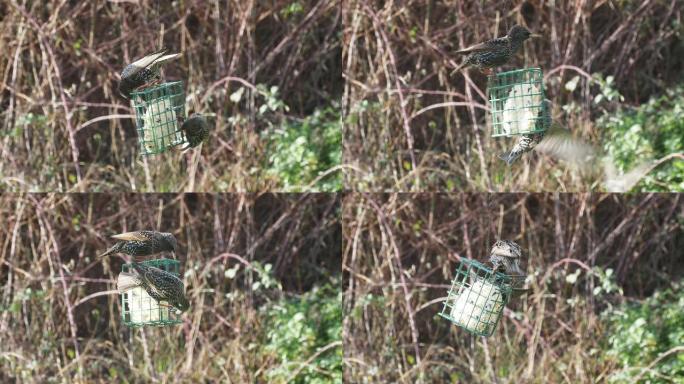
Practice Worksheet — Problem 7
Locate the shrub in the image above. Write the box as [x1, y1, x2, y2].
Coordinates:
[263, 105, 342, 192]
[600, 86, 684, 191]
[261, 281, 342, 383]
[601, 280, 684, 383]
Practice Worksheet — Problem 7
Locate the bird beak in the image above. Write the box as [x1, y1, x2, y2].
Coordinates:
[530, 34, 542, 39]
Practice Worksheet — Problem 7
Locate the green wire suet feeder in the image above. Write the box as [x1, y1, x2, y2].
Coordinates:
[488, 67, 550, 137]
[130, 81, 188, 156]
[439, 259, 518, 337]
[121, 258, 182, 327]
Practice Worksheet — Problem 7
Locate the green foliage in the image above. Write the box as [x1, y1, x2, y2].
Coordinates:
[261, 281, 342, 384]
[599, 85, 684, 191]
[263, 106, 342, 192]
[601, 280, 684, 383]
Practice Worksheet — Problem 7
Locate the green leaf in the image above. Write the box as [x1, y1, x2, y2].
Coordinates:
[230, 87, 245, 103]
[565, 76, 580, 92]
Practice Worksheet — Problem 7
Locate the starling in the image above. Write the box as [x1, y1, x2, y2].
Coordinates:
[118, 48, 181, 99]
[99, 231, 177, 259]
[117, 262, 190, 312]
[489, 240, 530, 299]
[499, 99, 595, 166]
[489, 240, 525, 276]
[179, 113, 209, 149]
[499, 130, 546, 165]
[452, 25, 535, 74]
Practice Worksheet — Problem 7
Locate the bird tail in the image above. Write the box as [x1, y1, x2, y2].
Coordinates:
[98, 243, 120, 258]
[117, 272, 140, 293]
[498, 151, 518, 166]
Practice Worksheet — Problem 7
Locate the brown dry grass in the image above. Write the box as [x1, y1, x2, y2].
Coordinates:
[0, 0, 342, 192]
[0, 193, 341, 382]
[342, 193, 684, 382]
[342, 0, 684, 191]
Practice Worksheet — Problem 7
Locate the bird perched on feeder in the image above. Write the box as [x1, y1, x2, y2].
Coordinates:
[117, 262, 190, 312]
[490, 239, 529, 299]
[489, 240, 525, 276]
[179, 113, 209, 150]
[452, 25, 537, 75]
[118, 47, 181, 99]
[99, 230, 178, 259]
[499, 99, 596, 166]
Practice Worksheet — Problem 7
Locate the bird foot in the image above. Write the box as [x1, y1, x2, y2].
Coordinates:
[480, 68, 494, 76]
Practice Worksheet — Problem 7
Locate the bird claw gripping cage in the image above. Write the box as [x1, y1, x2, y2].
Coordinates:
[488, 67, 550, 137]
[439, 259, 522, 337]
[121, 258, 183, 327]
[130, 81, 188, 155]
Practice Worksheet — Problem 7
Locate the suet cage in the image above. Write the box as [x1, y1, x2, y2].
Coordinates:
[488, 67, 550, 137]
[439, 258, 520, 337]
[121, 258, 182, 327]
[130, 81, 188, 155]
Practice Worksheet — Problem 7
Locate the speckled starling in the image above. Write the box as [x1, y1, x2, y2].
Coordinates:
[499, 100, 595, 166]
[453, 25, 535, 74]
[118, 48, 181, 99]
[99, 231, 177, 258]
[499, 130, 546, 165]
[179, 113, 209, 149]
[489, 240, 524, 276]
[117, 262, 190, 312]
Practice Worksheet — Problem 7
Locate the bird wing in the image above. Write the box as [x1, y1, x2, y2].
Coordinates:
[122, 49, 180, 79]
[603, 157, 654, 192]
[151, 53, 181, 65]
[128, 48, 169, 69]
[112, 231, 149, 242]
[140, 266, 169, 297]
[455, 36, 508, 54]
[534, 124, 597, 167]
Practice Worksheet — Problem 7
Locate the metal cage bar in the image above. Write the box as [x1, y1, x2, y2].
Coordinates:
[439, 258, 514, 337]
[120, 258, 183, 327]
[130, 81, 188, 156]
[487, 68, 550, 137]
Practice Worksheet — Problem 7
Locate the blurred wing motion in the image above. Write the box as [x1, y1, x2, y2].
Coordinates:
[534, 123, 597, 168]
[603, 157, 654, 192]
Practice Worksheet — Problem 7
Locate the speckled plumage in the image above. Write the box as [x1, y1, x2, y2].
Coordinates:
[99, 230, 177, 258]
[180, 113, 209, 149]
[454, 25, 533, 72]
[499, 131, 546, 165]
[118, 48, 181, 99]
[499, 99, 595, 166]
[117, 262, 189, 312]
[489, 240, 524, 276]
